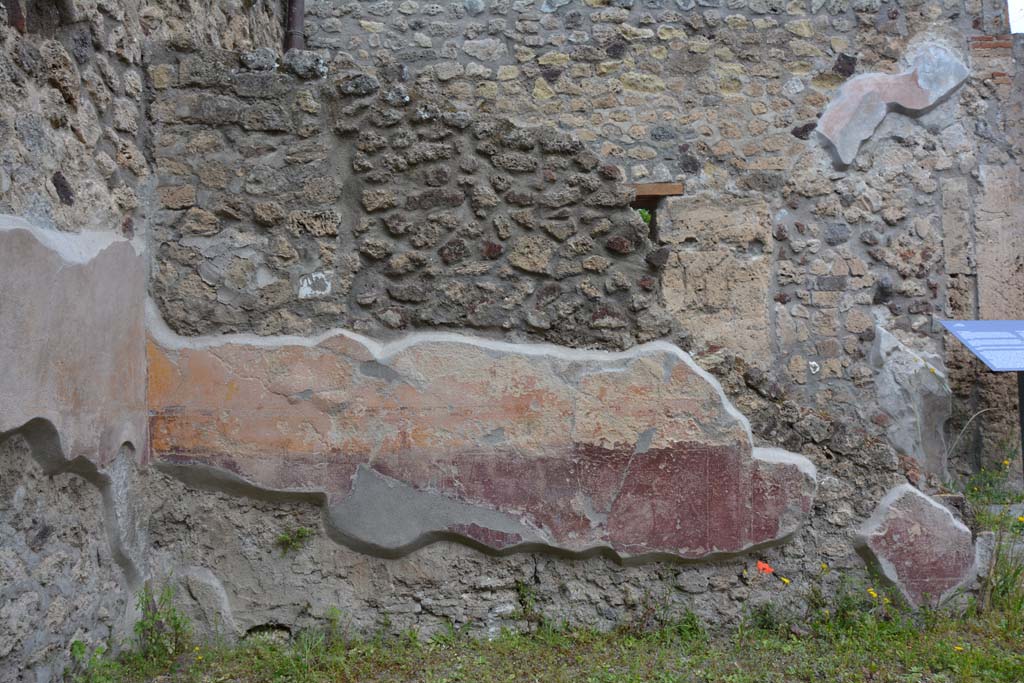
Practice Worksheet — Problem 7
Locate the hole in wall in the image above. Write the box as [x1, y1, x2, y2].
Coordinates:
[630, 196, 659, 242]
[630, 182, 685, 244]
[245, 623, 292, 643]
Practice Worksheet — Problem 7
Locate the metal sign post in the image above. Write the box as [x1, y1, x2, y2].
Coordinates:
[940, 320, 1024, 466]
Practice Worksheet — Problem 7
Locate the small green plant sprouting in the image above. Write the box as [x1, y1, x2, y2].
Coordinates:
[635, 207, 652, 225]
[66, 584, 193, 683]
[134, 583, 192, 665]
[515, 579, 542, 625]
[978, 509, 1024, 636]
[671, 609, 707, 643]
[68, 640, 111, 683]
[70, 639, 88, 661]
[429, 619, 464, 648]
[325, 606, 348, 646]
[276, 526, 315, 555]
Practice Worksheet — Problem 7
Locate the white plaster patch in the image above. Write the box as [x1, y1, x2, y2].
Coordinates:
[0, 214, 142, 261]
[782, 78, 805, 97]
[298, 271, 333, 299]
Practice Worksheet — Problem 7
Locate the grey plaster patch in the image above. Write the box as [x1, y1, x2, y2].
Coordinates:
[175, 566, 241, 639]
[328, 465, 547, 555]
[0, 218, 147, 471]
[870, 325, 951, 483]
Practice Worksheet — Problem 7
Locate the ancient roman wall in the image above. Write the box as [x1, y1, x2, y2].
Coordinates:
[147, 46, 670, 347]
[297, 0, 1024, 480]
[1, 0, 1023, 680]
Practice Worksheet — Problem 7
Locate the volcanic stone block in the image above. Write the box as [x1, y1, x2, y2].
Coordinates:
[148, 314, 817, 561]
[976, 163, 1024, 322]
[0, 217, 147, 471]
[660, 196, 773, 363]
[817, 45, 968, 165]
[856, 485, 981, 607]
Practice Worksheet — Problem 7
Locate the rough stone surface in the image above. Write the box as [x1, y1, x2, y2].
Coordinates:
[0, 437, 135, 683]
[138, 465, 859, 642]
[856, 484, 982, 608]
[148, 47, 662, 350]
[0, 0, 282, 233]
[660, 196, 773, 363]
[818, 45, 969, 165]
[147, 314, 816, 561]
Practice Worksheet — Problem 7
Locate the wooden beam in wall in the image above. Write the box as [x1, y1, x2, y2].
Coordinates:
[631, 182, 684, 200]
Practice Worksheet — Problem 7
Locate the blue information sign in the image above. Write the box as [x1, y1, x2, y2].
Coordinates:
[942, 320, 1024, 468]
[940, 320, 1024, 372]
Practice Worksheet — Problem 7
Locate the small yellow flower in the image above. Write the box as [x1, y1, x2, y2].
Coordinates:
[820, 562, 829, 571]
[1017, 516, 1024, 523]
[867, 587, 878, 599]
[954, 645, 964, 652]
[194, 646, 200, 652]
[780, 576, 791, 585]
[197, 655, 203, 661]
[883, 597, 891, 605]
[1003, 459, 1011, 467]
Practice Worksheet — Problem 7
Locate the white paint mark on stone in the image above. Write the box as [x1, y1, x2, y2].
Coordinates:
[782, 78, 805, 98]
[298, 271, 333, 299]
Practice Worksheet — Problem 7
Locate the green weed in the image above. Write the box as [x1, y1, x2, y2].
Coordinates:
[276, 525, 315, 554]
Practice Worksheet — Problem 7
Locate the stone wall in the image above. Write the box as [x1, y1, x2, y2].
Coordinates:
[946, 31, 1024, 477]
[0, 436, 132, 683]
[147, 45, 673, 347]
[297, 0, 1024, 476]
[0, 0, 282, 235]
[2, 0, 1023, 679]
[142, 21, 1021, 486]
